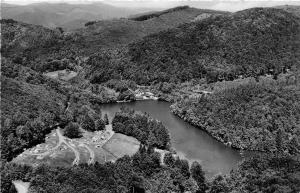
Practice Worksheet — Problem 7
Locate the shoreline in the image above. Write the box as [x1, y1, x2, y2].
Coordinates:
[170, 106, 265, 153]
[100, 93, 264, 153]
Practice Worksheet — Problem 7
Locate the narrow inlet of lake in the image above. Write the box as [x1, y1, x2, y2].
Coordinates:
[101, 100, 247, 178]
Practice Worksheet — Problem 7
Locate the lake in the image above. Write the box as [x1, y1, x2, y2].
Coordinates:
[101, 100, 247, 178]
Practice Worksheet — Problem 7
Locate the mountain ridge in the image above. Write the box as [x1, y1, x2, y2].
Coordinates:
[1, 2, 151, 30]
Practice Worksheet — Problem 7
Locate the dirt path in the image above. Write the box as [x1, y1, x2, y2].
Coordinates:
[23, 125, 115, 166]
[56, 128, 80, 165]
[25, 128, 80, 166]
[154, 148, 170, 165]
[81, 143, 95, 164]
[24, 129, 62, 156]
[104, 124, 114, 144]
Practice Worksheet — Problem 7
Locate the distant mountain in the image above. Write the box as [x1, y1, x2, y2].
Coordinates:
[128, 5, 225, 21]
[72, 6, 227, 53]
[1, 2, 150, 30]
[1, 6, 228, 61]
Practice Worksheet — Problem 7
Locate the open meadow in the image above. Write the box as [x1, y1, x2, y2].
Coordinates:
[12, 126, 140, 167]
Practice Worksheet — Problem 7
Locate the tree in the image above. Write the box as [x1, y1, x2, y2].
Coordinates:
[287, 136, 300, 156]
[146, 131, 157, 147]
[95, 119, 105, 131]
[64, 122, 82, 138]
[183, 178, 199, 193]
[9, 183, 18, 193]
[104, 114, 109, 125]
[275, 129, 284, 153]
[170, 168, 187, 192]
[81, 114, 95, 131]
[117, 90, 136, 101]
[177, 159, 190, 179]
[60, 111, 73, 125]
[30, 118, 45, 140]
[15, 125, 32, 142]
[112, 122, 125, 133]
[56, 27, 64, 34]
[154, 122, 170, 149]
[208, 175, 229, 193]
[130, 173, 145, 193]
[164, 153, 175, 167]
[12, 111, 29, 128]
[190, 161, 207, 193]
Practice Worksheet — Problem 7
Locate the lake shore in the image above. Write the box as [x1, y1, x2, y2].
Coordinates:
[100, 100, 245, 177]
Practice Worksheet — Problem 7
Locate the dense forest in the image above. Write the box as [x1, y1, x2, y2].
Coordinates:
[112, 107, 170, 150]
[1, 5, 300, 193]
[171, 72, 300, 153]
[87, 8, 300, 85]
[1, 60, 67, 162]
[1, 147, 207, 193]
[4, 7, 299, 87]
[0, 58, 114, 162]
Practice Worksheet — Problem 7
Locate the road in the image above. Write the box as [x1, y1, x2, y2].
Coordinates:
[56, 128, 80, 165]
[24, 129, 62, 156]
[24, 125, 115, 166]
[81, 143, 95, 164]
[25, 128, 80, 166]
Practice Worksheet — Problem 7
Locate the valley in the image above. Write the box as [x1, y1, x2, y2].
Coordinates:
[1, 3, 300, 193]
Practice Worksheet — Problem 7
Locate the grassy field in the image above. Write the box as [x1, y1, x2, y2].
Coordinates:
[12, 129, 140, 167]
[103, 133, 140, 159]
[44, 70, 78, 81]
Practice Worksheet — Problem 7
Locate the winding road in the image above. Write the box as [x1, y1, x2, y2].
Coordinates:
[23, 124, 115, 166]
[81, 143, 95, 164]
[25, 128, 80, 166]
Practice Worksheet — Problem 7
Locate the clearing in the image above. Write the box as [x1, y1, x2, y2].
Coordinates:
[44, 69, 78, 81]
[12, 125, 140, 167]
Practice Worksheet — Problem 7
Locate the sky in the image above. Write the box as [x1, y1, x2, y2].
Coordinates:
[2, 0, 300, 11]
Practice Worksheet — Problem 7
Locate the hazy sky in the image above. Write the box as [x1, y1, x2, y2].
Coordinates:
[2, 0, 300, 11]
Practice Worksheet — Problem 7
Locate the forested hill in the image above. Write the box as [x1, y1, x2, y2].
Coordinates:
[72, 6, 227, 53]
[129, 5, 226, 21]
[1, 2, 148, 30]
[275, 5, 300, 18]
[1, 6, 227, 67]
[1, 19, 62, 58]
[113, 8, 300, 84]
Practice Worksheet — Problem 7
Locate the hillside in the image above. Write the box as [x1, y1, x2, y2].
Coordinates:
[1, 2, 148, 30]
[72, 6, 227, 53]
[1, 59, 67, 119]
[129, 5, 225, 21]
[114, 8, 300, 84]
[1, 5, 300, 193]
[0, 19, 63, 58]
[171, 72, 300, 152]
[1, 6, 228, 71]
[275, 5, 300, 18]
[1, 76, 65, 119]
[1, 74, 67, 161]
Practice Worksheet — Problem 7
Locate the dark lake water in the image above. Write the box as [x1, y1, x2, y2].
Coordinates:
[101, 100, 247, 178]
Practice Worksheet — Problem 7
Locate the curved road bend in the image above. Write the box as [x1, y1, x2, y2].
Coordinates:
[24, 129, 63, 156]
[25, 125, 115, 166]
[81, 143, 95, 164]
[25, 128, 80, 166]
[56, 128, 80, 165]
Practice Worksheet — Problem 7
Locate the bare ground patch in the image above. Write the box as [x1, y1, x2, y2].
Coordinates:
[102, 133, 140, 159]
